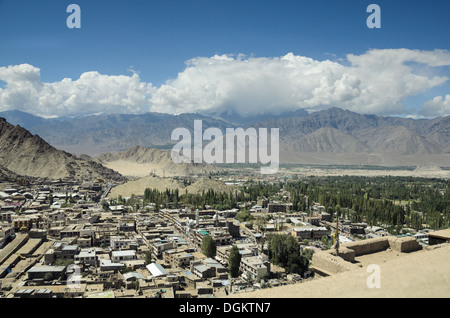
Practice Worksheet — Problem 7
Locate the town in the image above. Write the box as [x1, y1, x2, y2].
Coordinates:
[1, 171, 448, 299]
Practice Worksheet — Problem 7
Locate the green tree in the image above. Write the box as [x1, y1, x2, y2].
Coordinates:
[235, 210, 254, 223]
[101, 199, 109, 211]
[201, 235, 216, 258]
[228, 245, 241, 278]
[321, 235, 332, 250]
[267, 234, 310, 275]
[245, 272, 254, 286]
[145, 251, 152, 265]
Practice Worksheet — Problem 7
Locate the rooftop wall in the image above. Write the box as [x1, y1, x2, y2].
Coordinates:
[311, 236, 421, 276]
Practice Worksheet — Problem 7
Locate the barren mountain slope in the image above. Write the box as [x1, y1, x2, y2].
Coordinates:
[0, 118, 125, 181]
[97, 145, 222, 177]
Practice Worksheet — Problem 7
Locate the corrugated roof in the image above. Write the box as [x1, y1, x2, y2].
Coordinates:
[146, 263, 168, 277]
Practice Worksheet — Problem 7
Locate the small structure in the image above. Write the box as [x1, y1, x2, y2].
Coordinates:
[146, 262, 168, 277]
[428, 229, 450, 245]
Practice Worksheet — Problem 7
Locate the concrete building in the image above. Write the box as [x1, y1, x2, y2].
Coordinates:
[0, 225, 14, 248]
[27, 265, 66, 281]
[240, 256, 269, 281]
[100, 259, 125, 272]
[111, 250, 136, 263]
[291, 226, 329, 241]
[268, 203, 292, 213]
[163, 249, 194, 268]
[74, 248, 98, 267]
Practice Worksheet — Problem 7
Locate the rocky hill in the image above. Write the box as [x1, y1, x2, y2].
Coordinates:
[0, 118, 126, 181]
[0, 164, 34, 185]
[96, 145, 222, 177]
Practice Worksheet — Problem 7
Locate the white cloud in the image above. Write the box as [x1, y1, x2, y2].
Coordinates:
[0, 64, 155, 117]
[150, 49, 450, 117]
[0, 49, 449, 118]
[419, 95, 450, 117]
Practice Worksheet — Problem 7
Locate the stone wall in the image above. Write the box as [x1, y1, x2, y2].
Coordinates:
[311, 236, 421, 276]
[311, 251, 355, 275]
[387, 236, 421, 253]
[342, 236, 421, 256]
[343, 237, 390, 256]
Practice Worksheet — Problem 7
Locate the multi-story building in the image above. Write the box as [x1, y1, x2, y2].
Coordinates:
[0, 225, 14, 248]
[152, 241, 176, 258]
[240, 255, 269, 281]
[74, 248, 98, 267]
[192, 228, 232, 247]
[268, 203, 292, 213]
[163, 249, 194, 268]
[110, 236, 137, 250]
[291, 226, 329, 241]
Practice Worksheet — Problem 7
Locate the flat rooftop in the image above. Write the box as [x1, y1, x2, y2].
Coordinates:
[428, 229, 450, 240]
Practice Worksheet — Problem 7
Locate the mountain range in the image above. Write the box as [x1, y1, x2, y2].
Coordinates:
[1, 107, 449, 167]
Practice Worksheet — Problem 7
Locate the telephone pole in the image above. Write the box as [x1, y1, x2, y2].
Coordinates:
[335, 217, 340, 256]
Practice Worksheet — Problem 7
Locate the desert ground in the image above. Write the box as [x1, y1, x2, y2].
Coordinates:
[278, 166, 450, 179]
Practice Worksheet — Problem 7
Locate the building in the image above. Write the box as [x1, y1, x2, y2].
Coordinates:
[320, 212, 332, 222]
[305, 216, 320, 226]
[100, 259, 125, 272]
[268, 203, 292, 213]
[291, 226, 329, 241]
[428, 229, 450, 245]
[146, 262, 168, 277]
[191, 263, 215, 279]
[152, 241, 176, 258]
[240, 256, 269, 281]
[74, 248, 98, 267]
[0, 225, 14, 248]
[192, 229, 232, 247]
[27, 265, 66, 281]
[110, 236, 137, 250]
[13, 217, 31, 232]
[60, 245, 79, 260]
[163, 249, 194, 268]
[111, 250, 136, 263]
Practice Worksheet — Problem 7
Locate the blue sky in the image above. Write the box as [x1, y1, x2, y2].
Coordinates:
[0, 0, 449, 118]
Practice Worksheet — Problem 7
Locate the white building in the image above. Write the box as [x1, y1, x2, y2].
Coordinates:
[111, 250, 136, 263]
[74, 248, 98, 266]
[240, 256, 269, 281]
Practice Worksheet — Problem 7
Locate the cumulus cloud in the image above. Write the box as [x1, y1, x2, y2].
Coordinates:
[419, 95, 450, 117]
[0, 64, 155, 117]
[0, 48, 449, 118]
[150, 49, 450, 117]
[150, 53, 363, 115]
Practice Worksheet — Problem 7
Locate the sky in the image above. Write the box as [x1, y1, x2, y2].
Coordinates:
[0, 0, 449, 118]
